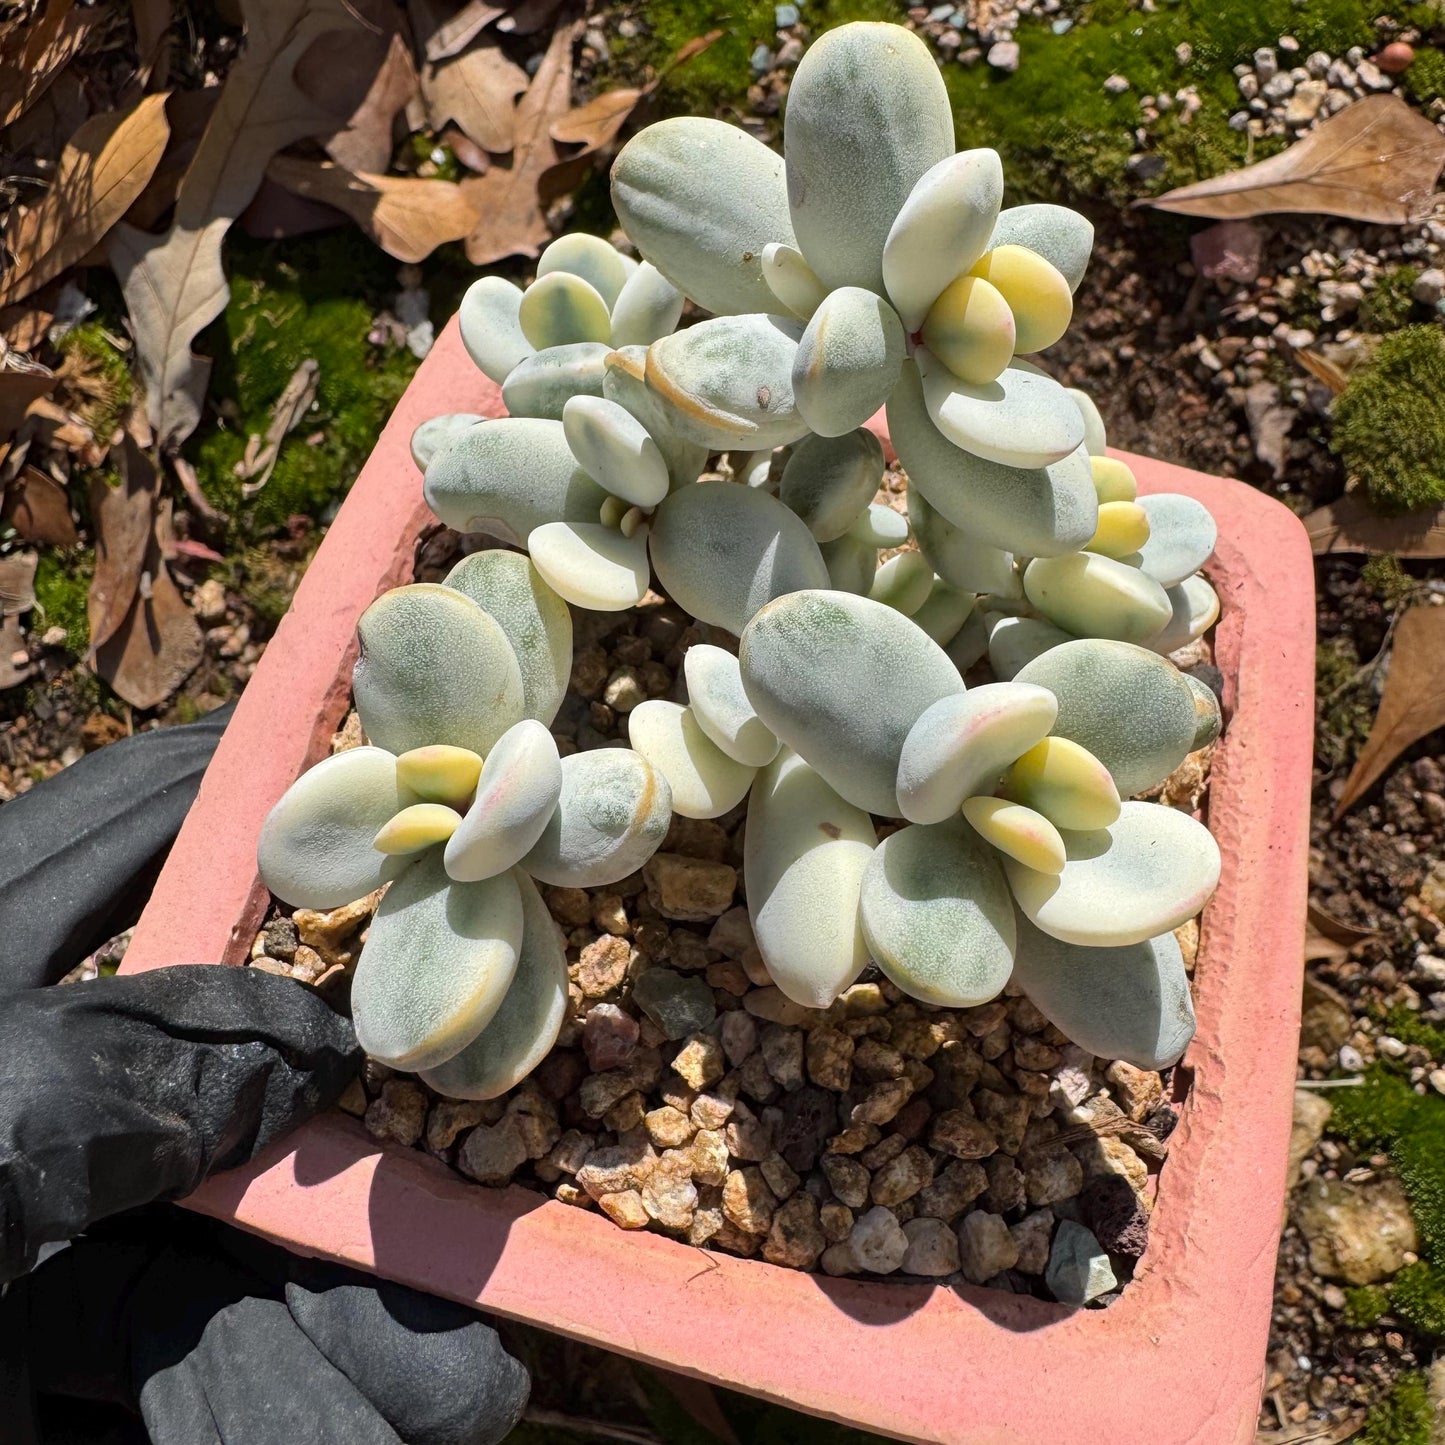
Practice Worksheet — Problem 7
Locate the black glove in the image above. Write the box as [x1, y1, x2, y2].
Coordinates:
[0, 713, 529, 1445]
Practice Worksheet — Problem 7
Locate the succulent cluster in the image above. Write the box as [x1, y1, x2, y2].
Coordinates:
[260, 20, 1228, 1105]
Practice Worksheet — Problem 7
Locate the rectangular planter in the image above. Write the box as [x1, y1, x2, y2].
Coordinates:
[122, 315, 1316, 1445]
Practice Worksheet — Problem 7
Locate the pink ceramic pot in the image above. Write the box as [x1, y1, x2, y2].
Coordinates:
[121, 317, 1315, 1445]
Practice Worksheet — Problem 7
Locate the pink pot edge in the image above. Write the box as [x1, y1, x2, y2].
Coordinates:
[120, 316, 1317, 1445]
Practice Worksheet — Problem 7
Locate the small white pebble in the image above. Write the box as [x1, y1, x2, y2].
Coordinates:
[1338, 1044, 1366, 1072]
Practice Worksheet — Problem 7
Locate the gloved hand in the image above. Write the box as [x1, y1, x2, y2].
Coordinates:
[0, 708, 530, 1445]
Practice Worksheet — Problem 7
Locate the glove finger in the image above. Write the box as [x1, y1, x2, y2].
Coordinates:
[0, 966, 359, 1282]
[0, 702, 233, 993]
[284, 1262, 530, 1445]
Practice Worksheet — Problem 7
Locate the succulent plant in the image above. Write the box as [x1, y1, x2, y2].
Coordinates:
[256, 551, 673, 1095]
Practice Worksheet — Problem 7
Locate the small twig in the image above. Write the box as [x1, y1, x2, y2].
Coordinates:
[522, 1407, 663, 1444]
[1295, 1077, 1366, 1089]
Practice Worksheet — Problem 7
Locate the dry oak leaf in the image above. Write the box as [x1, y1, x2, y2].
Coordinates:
[1303, 902, 1378, 963]
[266, 154, 480, 263]
[86, 429, 161, 656]
[0, 0, 102, 129]
[233, 354, 319, 495]
[1305, 490, 1445, 558]
[421, 0, 508, 61]
[461, 17, 583, 266]
[1149, 94, 1445, 223]
[0, 550, 38, 692]
[110, 0, 365, 449]
[3, 466, 79, 548]
[411, 0, 527, 155]
[0, 366, 58, 447]
[319, 31, 420, 174]
[1336, 603, 1445, 817]
[0, 93, 171, 309]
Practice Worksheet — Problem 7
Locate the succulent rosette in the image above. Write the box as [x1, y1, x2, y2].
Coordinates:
[256, 551, 672, 1096]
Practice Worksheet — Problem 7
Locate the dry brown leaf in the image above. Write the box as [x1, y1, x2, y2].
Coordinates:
[423, 0, 507, 59]
[3, 466, 78, 547]
[0, 94, 171, 309]
[0, 368, 57, 446]
[1, 304, 55, 353]
[132, 0, 172, 84]
[0, 0, 101, 129]
[234, 355, 319, 494]
[415, 21, 528, 155]
[1295, 347, 1351, 396]
[0, 550, 38, 616]
[461, 17, 581, 266]
[1149, 95, 1445, 223]
[549, 85, 642, 151]
[123, 88, 222, 231]
[1303, 902, 1378, 962]
[87, 431, 161, 655]
[1336, 604, 1445, 817]
[110, 0, 363, 448]
[320, 31, 419, 173]
[1305, 490, 1445, 558]
[267, 154, 480, 262]
[0, 613, 30, 690]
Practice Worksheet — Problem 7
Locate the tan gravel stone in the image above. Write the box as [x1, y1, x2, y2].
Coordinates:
[365, 1080, 427, 1147]
[806, 1027, 855, 1091]
[723, 1167, 777, 1234]
[426, 1098, 504, 1154]
[930, 1109, 998, 1160]
[763, 1194, 827, 1269]
[575, 935, 634, 997]
[599, 1189, 651, 1229]
[821, 1154, 870, 1208]
[902, 1217, 961, 1276]
[645, 1105, 697, 1148]
[1106, 1060, 1165, 1120]
[1010, 1208, 1056, 1275]
[957, 1209, 1019, 1284]
[871, 1145, 934, 1207]
[643, 853, 738, 920]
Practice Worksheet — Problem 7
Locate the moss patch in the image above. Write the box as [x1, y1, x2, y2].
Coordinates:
[1345, 1284, 1392, 1328]
[186, 231, 420, 538]
[1332, 326, 1445, 513]
[1361, 555, 1417, 609]
[1360, 1371, 1433, 1445]
[1315, 635, 1375, 769]
[1405, 45, 1445, 106]
[1360, 266, 1423, 332]
[32, 549, 92, 656]
[57, 323, 134, 442]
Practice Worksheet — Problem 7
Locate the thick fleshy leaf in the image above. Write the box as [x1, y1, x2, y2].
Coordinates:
[352, 854, 523, 1071]
[521, 747, 672, 887]
[602, 346, 710, 490]
[536, 232, 630, 309]
[1012, 918, 1195, 1070]
[1022, 552, 1171, 644]
[445, 719, 562, 882]
[1150, 573, 1220, 657]
[684, 643, 780, 767]
[819, 532, 877, 595]
[888, 360, 1097, 556]
[908, 486, 1018, 596]
[459, 275, 533, 383]
[1005, 800, 1221, 948]
[353, 584, 525, 756]
[859, 816, 1016, 1007]
[792, 287, 905, 438]
[646, 314, 807, 450]
[783, 22, 954, 293]
[627, 699, 757, 819]
[987, 614, 1075, 681]
[745, 749, 876, 1008]
[396, 744, 483, 805]
[1016, 638, 1199, 798]
[851, 502, 909, 549]
[1186, 672, 1223, 750]
[739, 589, 965, 816]
[528, 521, 651, 612]
[970, 244, 1072, 354]
[988, 204, 1094, 293]
[608, 260, 684, 347]
[611, 116, 798, 316]
[650, 480, 828, 635]
[1135, 493, 1218, 588]
[779, 428, 885, 542]
[562, 394, 670, 508]
[424, 417, 608, 544]
[501, 342, 610, 421]
[946, 605, 989, 671]
[420, 870, 569, 1099]
[257, 746, 410, 910]
[762, 242, 827, 319]
[961, 796, 1065, 874]
[910, 578, 973, 646]
[867, 551, 933, 615]
[374, 803, 462, 856]
[1003, 736, 1121, 831]
[518, 271, 612, 350]
[1090, 455, 1135, 502]
[443, 550, 573, 726]
[883, 148, 1004, 331]
[1068, 387, 1108, 455]
[1088, 500, 1151, 560]
[920, 274, 1014, 386]
[918, 353, 1085, 470]
[411, 413, 482, 470]
[896, 682, 1057, 824]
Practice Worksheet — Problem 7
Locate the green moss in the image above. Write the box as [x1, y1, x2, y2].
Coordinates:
[187, 231, 419, 538]
[1315, 635, 1375, 766]
[1361, 555, 1416, 608]
[1390, 1261, 1445, 1336]
[1361, 1371, 1433, 1445]
[1361, 266, 1423, 332]
[1330, 1066, 1423, 1150]
[1333, 326, 1445, 513]
[1344, 1284, 1392, 1328]
[1405, 45, 1445, 106]
[1383, 1005, 1445, 1062]
[57, 323, 134, 441]
[32, 549, 92, 656]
